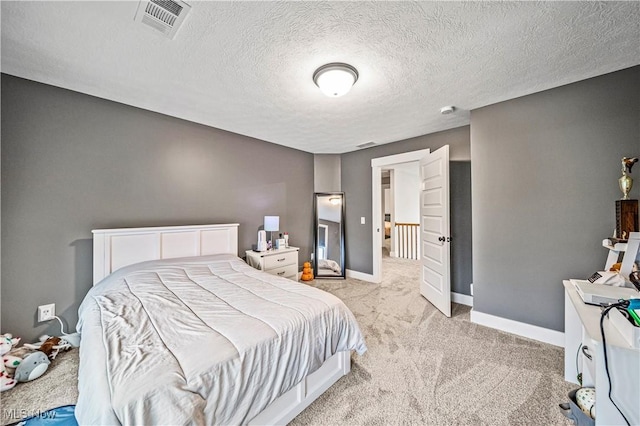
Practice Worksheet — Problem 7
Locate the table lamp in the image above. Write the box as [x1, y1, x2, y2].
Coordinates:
[264, 216, 279, 249]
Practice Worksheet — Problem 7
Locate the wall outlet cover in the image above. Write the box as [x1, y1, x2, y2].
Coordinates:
[38, 303, 55, 322]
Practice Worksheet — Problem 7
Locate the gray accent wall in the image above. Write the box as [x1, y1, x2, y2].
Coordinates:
[340, 127, 471, 275]
[1, 74, 314, 341]
[314, 154, 341, 192]
[471, 66, 640, 332]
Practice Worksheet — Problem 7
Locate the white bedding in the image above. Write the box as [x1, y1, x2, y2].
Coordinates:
[318, 258, 342, 274]
[76, 254, 366, 425]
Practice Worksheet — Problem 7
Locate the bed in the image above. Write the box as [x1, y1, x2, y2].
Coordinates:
[317, 258, 342, 276]
[76, 223, 366, 425]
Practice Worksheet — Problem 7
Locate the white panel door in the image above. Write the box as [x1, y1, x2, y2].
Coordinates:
[419, 145, 451, 317]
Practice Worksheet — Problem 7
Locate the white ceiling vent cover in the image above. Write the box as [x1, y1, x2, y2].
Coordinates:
[134, 0, 191, 39]
[356, 141, 377, 149]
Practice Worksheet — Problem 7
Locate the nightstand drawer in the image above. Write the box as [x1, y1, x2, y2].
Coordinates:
[267, 264, 297, 279]
[264, 251, 297, 270]
[245, 247, 299, 282]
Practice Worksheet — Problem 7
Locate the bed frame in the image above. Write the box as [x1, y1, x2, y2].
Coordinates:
[91, 223, 350, 425]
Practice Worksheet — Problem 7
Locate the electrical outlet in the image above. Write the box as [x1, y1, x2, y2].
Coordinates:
[361, 217, 366, 225]
[38, 303, 55, 322]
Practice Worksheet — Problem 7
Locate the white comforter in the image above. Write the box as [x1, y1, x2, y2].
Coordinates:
[76, 254, 366, 425]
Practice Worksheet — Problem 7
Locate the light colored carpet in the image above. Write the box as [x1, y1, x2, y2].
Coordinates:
[0, 252, 573, 425]
[292, 252, 573, 425]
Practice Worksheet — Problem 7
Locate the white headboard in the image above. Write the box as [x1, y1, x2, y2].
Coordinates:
[92, 223, 239, 285]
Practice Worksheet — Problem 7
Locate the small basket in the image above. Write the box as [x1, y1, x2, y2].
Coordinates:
[559, 389, 595, 426]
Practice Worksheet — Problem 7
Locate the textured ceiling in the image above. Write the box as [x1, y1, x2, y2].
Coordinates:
[2, 1, 639, 154]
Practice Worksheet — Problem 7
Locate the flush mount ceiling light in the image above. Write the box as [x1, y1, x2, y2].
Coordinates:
[440, 106, 456, 115]
[313, 63, 359, 97]
[329, 197, 342, 205]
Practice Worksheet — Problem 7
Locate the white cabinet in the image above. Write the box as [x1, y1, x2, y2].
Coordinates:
[245, 247, 299, 281]
[564, 281, 639, 425]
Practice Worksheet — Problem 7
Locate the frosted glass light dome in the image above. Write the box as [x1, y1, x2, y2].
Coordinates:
[313, 63, 359, 97]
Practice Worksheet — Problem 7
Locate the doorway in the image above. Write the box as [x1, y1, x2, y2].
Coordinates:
[381, 165, 421, 260]
[371, 149, 430, 283]
[372, 147, 459, 317]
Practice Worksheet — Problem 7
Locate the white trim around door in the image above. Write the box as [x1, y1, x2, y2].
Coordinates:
[371, 149, 430, 283]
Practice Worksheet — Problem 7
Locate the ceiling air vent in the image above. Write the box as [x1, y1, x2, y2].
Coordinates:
[356, 141, 377, 149]
[134, 0, 191, 39]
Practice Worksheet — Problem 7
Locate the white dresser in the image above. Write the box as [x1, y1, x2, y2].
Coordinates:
[245, 247, 299, 281]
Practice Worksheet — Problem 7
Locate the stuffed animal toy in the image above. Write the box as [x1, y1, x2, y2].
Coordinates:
[40, 337, 64, 358]
[1, 333, 52, 391]
[0, 333, 20, 392]
[14, 352, 50, 382]
[24, 335, 72, 360]
[300, 261, 314, 281]
[4, 345, 50, 384]
[3, 346, 29, 377]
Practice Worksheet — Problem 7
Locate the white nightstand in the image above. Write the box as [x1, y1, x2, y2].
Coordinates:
[245, 246, 299, 281]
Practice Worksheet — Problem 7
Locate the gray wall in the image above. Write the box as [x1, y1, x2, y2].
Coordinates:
[1, 74, 314, 341]
[450, 162, 472, 295]
[340, 126, 471, 274]
[471, 66, 640, 332]
[314, 154, 341, 192]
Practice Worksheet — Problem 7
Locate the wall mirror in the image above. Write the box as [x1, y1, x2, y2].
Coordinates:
[313, 192, 346, 279]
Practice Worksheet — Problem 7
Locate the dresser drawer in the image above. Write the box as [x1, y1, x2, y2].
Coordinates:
[245, 247, 299, 282]
[264, 251, 297, 270]
[266, 263, 297, 280]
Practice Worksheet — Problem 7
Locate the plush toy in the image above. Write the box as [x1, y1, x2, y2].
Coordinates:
[1, 333, 53, 391]
[4, 345, 50, 384]
[14, 352, 50, 382]
[24, 335, 72, 360]
[3, 346, 29, 377]
[300, 261, 314, 281]
[0, 333, 20, 392]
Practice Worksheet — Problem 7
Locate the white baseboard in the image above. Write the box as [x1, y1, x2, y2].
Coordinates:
[452, 292, 473, 307]
[346, 269, 377, 283]
[470, 310, 564, 347]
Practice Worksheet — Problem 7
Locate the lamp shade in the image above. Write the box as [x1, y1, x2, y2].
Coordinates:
[264, 216, 280, 232]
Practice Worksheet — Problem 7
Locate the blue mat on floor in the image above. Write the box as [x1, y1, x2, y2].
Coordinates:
[13, 405, 77, 426]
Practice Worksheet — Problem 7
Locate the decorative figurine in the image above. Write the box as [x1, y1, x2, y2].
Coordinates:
[619, 156, 638, 200]
[300, 262, 314, 281]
